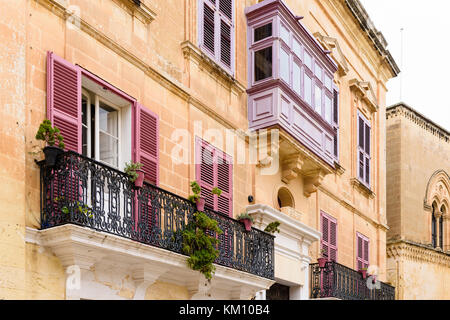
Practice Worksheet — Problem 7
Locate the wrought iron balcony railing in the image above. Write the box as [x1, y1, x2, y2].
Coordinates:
[38, 151, 274, 280]
[310, 261, 395, 300]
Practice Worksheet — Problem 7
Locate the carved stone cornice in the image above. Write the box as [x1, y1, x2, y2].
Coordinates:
[387, 240, 450, 267]
[349, 79, 378, 113]
[313, 32, 349, 76]
[387, 103, 450, 143]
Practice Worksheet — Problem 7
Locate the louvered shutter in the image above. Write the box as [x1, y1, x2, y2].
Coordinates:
[357, 233, 369, 270]
[217, 151, 232, 216]
[196, 139, 233, 217]
[321, 212, 337, 261]
[202, 1, 216, 54]
[329, 220, 337, 261]
[135, 103, 159, 186]
[357, 113, 371, 186]
[200, 0, 234, 72]
[47, 52, 82, 213]
[332, 89, 339, 160]
[47, 51, 82, 152]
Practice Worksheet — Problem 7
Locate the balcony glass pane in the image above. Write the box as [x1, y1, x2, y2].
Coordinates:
[280, 23, 290, 45]
[293, 38, 302, 59]
[293, 62, 301, 95]
[304, 50, 312, 70]
[315, 63, 322, 80]
[280, 48, 290, 83]
[314, 84, 322, 114]
[254, 46, 272, 81]
[304, 73, 312, 105]
[254, 23, 272, 42]
[325, 74, 332, 91]
[99, 103, 119, 168]
[325, 95, 332, 123]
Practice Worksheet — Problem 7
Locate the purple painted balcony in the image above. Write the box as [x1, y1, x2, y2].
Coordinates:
[246, 0, 339, 167]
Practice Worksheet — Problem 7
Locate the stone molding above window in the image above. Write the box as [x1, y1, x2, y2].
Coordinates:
[349, 79, 378, 113]
[314, 32, 349, 76]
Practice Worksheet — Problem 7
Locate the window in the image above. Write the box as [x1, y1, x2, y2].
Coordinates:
[356, 233, 369, 270]
[292, 62, 301, 95]
[254, 22, 272, 42]
[196, 138, 233, 216]
[199, 0, 234, 72]
[47, 51, 159, 185]
[358, 112, 371, 187]
[254, 46, 272, 81]
[324, 94, 332, 124]
[81, 89, 131, 170]
[314, 84, 322, 114]
[321, 211, 337, 261]
[304, 73, 312, 105]
[432, 203, 437, 248]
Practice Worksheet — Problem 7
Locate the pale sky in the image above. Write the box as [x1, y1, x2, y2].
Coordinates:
[360, 0, 450, 131]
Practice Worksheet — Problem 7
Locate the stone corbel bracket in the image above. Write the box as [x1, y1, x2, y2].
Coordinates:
[349, 79, 378, 113]
[281, 151, 332, 197]
[350, 178, 376, 199]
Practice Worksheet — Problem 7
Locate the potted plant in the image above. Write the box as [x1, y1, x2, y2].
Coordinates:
[318, 249, 328, 268]
[35, 119, 65, 166]
[359, 267, 368, 279]
[236, 212, 254, 231]
[124, 161, 145, 187]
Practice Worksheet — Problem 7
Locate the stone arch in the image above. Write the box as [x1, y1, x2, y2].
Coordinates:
[424, 170, 450, 209]
[424, 170, 450, 250]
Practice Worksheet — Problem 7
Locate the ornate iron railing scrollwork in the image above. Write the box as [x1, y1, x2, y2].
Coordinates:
[38, 151, 274, 280]
[310, 261, 395, 300]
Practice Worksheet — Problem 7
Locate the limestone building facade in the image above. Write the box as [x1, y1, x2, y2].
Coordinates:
[0, 0, 397, 300]
[386, 103, 450, 300]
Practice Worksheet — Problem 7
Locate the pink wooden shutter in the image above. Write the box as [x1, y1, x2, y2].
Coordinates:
[217, 151, 232, 216]
[135, 103, 159, 186]
[321, 213, 329, 258]
[196, 138, 233, 216]
[321, 212, 337, 261]
[357, 233, 369, 270]
[197, 141, 215, 210]
[47, 51, 82, 153]
[202, 1, 216, 54]
[329, 219, 337, 261]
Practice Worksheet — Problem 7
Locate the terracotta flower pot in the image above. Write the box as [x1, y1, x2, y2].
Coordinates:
[359, 270, 367, 279]
[317, 257, 328, 268]
[196, 197, 206, 212]
[43, 146, 64, 167]
[240, 218, 252, 231]
[134, 169, 145, 188]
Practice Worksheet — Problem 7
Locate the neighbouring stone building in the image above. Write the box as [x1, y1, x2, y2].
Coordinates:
[0, 0, 398, 300]
[386, 102, 450, 300]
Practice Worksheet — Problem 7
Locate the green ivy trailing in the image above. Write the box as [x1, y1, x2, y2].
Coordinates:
[182, 181, 223, 280]
[182, 211, 223, 280]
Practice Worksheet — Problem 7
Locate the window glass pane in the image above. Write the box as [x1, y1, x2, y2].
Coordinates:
[293, 38, 302, 59]
[365, 124, 371, 155]
[293, 62, 301, 95]
[325, 95, 332, 123]
[325, 74, 332, 91]
[99, 103, 119, 168]
[315, 63, 322, 80]
[280, 23, 290, 45]
[359, 117, 364, 149]
[304, 51, 312, 70]
[100, 132, 118, 168]
[304, 74, 312, 105]
[314, 85, 322, 114]
[254, 47, 272, 81]
[280, 48, 290, 83]
[254, 23, 272, 42]
[82, 96, 88, 156]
